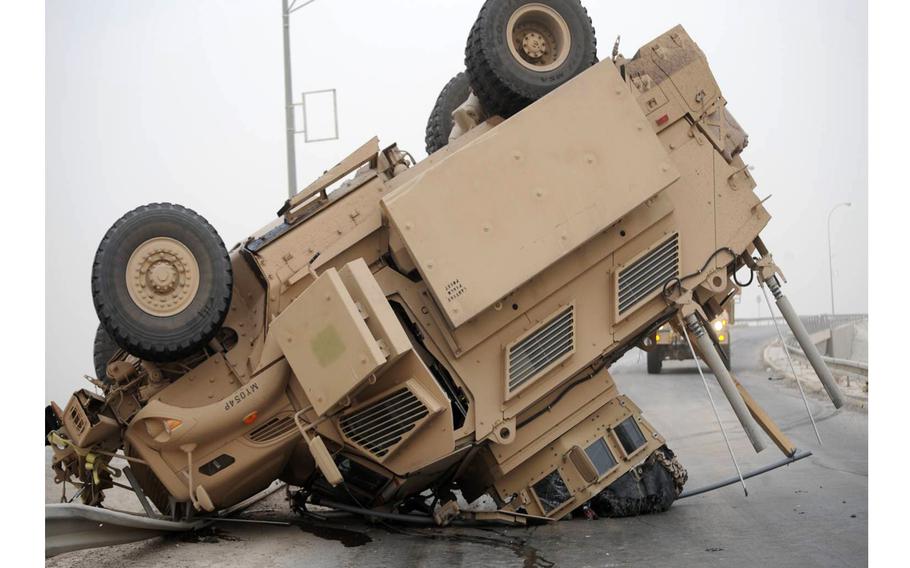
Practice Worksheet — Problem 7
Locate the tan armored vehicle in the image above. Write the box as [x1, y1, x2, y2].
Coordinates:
[646, 305, 733, 374]
[47, 0, 844, 525]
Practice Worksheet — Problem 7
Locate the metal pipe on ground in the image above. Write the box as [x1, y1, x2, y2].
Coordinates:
[314, 498, 437, 525]
[45, 504, 207, 558]
[766, 276, 846, 409]
[685, 314, 766, 453]
[679, 449, 813, 499]
[45, 480, 288, 557]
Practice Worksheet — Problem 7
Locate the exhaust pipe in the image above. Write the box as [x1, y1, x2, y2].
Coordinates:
[764, 276, 845, 409]
[684, 314, 766, 453]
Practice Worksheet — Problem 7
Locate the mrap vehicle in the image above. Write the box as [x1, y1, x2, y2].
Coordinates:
[646, 306, 733, 374]
[46, 0, 844, 526]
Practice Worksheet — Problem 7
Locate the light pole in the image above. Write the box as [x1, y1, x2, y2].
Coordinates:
[282, 0, 318, 199]
[826, 201, 851, 317]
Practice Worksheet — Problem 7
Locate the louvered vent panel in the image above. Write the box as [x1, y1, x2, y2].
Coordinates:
[69, 406, 85, 434]
[247, 415, 296, 443]
[339, 387, 429, 458]
[507, 305, 575, 392]
[617, 234, 679, 315]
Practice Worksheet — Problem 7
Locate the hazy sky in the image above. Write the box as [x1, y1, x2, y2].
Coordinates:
[46, 0, 867, 403]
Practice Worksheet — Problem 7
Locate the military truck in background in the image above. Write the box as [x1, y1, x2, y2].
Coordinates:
[646, 304, 734, 374]
[46, 0, 845, 527]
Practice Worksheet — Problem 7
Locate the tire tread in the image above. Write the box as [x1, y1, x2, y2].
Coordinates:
[91, 203, 232, 361]
[465, 0, 597, 118]
[425, 72, 472, 154]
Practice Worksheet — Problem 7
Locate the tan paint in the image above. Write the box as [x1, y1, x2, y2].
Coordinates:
[51, 23, 804, 520]
[126, 236, 200, 317]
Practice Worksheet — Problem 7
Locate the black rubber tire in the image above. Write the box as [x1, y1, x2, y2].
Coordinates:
[465, 0, 597, 118]
[647, 347, 663, 374]
[45, 404, 62, 446]
[425, 72, 473, 155]
[128, 459, 173, 515]
[91, 203, 232, 362]
[93, 323, 119, 384]
[589, 449, 680, 518]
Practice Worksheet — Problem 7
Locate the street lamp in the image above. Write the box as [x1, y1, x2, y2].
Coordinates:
[282, 0, 312, 199]
[281, 0, 340, 199]
[826, 201, 851, 336]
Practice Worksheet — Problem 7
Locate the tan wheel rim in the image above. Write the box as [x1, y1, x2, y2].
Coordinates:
[126, 237, 200, 317]
[506, 4, 572, 73]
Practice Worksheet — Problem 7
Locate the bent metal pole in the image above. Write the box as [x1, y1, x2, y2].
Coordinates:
[764, 276, 846, 409]
[684, 314, 766, 453]
[681, 322, 749, 496]
[760, 283, 823, 445]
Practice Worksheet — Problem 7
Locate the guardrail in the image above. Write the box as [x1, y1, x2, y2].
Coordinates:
[741, 313, 868, 378]
[783, 341, 868, 377]
[45, 480, 287, 557]
[735, 313, 867, 331]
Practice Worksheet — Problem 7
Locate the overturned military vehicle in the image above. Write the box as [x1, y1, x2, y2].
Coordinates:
[47, 0, 843, 525]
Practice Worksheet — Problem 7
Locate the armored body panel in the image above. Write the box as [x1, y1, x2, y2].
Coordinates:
[48, 10, 839, 527]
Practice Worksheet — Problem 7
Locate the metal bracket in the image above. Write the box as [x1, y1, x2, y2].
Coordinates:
[123, 465, 157, 518]
[295, 88, 339, 142]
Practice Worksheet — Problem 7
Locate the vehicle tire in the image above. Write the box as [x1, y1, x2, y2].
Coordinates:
[45, 405, 62, 445]
[647, 347, 663, 374]
[425, 72, 472, 155]
[93, 323, 119, 384]
[589, 447, 685, 518]
[128, 459, 173, 515]
[465, 0, 597, 118]
[92, 203, 232, 362]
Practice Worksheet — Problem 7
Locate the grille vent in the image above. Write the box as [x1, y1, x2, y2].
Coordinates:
[246, 415, 296, 444]
[339, 387, 429, 458]
[507, 305, 575, 393]
[617, 233, 679, 316]
[69, 406, 85, 434]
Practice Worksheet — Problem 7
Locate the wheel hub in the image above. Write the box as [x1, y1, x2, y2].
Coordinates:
[506, 4, 572, 72]
[521, 31, 548, 59]
[126, 237, 200, 317]
[148, 262, 178, 293]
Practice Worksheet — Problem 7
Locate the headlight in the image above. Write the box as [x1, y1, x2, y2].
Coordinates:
[712, 320, 724, 331]
[145, 418, 183, 439]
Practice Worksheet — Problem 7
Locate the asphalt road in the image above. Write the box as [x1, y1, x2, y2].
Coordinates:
[46, 325, 868, 567]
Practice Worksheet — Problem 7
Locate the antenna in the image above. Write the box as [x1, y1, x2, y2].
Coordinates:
[282, 0, 340, 199]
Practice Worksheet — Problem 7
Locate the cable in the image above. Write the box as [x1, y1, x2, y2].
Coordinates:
[733, 262, 754, 287]
[760, 282, 822, 445]
[680, 321, 748, 497]
[515, 309, 676, 430]
[516, 368, 599, 429]
[662, 247, 737, 301]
